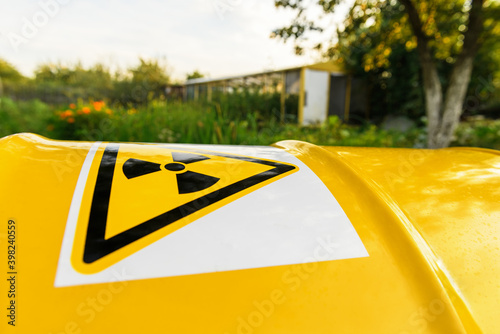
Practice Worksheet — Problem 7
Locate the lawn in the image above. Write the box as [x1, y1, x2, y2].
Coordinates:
[1, 97, 499, 150]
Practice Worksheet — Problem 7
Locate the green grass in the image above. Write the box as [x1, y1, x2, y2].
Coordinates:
[0, 97, 53, 137]
[1, 97, 499, 150]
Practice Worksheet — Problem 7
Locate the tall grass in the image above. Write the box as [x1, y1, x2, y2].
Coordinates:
[0, 97, 53, 138]
[1, 97, 499, 149]
[111, 100, 258, 144]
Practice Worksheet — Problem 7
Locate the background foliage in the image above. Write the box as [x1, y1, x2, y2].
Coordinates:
[1, 0, 500, 152]
[1, 58, 170, 107]
[1, 95, 499, 150]
[273, 0, 500, 123]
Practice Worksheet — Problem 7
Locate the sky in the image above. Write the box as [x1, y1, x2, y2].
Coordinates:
[0, 0, 350, 81]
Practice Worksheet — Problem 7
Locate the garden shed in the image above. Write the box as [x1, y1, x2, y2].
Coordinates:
[184, 62, 368, 125]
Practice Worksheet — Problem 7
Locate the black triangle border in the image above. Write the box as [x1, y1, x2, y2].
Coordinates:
[83, 144, 297, 264]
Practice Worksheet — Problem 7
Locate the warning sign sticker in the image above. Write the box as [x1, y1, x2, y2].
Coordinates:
[55, 143, 368, 287]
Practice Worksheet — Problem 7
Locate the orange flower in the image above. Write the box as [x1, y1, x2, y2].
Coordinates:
[67, 117, 75, 123]
[69, 103, 76, 109]
[105, 108, 112, 115]
[82, 107, 91, 114]
[60, 110, 73, 119]
[93, 101, 105, 111]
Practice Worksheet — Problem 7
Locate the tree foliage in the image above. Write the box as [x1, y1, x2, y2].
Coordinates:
[272, 0, 500, 147]
[186, 70, 205, 80]
[0, 59, 24, 82]
[33, 62, 114, 103]
[113, 58, 170, 106]
[0, 59, 26, 99]
[1, 58, 171, 107]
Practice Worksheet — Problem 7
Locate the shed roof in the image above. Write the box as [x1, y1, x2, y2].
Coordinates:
[184, 61, 344, 85]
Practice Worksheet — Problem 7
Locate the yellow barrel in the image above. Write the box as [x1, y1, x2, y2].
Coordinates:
[1, 133, 498, 333]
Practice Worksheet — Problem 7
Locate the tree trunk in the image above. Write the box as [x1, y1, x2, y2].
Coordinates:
[401, 0, 484, 148]
[433, 56, 475, 148]
[420, 54, 443, 149]
[431, 0, 484, 148]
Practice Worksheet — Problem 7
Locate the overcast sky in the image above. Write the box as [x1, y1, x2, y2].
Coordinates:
[0, 0, 350, 81]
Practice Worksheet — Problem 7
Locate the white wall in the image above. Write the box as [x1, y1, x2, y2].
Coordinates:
[302, 69, 329, 125]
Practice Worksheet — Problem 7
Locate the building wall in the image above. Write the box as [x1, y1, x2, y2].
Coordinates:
[302, 69, 329, 125]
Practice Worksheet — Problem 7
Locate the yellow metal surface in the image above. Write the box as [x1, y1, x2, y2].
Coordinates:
[298, 67, 305, 125]
[280, 72, 286, 124]
[324, 74, 331, 122]
[305, 61, 344, 73]
[207, 83, 213, 102]
[318, 145, 500, 334]
[1, 134, 498, 333]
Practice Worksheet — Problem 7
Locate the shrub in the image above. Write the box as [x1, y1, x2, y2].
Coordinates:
[0, 97, 52, 137]
[48, 100, 114, 140]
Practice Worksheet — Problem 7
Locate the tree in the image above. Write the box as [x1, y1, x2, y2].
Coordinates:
[128, 58, 170, 104]
[333, 2, 427, 123]
[0, 58, 26, 99]
[272, 0, 498, 148]
[0, 59, 24, 82]
[29, 62, 114, 104]
[112, 58, 171, 106]
[186, 70, 205, 81]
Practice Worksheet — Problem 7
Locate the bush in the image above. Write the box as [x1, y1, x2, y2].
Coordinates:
[452, 118, 500, 150]
[2, 97, 499, 150]
[48, 100, 114, 140]
[0, 97, 52, 137]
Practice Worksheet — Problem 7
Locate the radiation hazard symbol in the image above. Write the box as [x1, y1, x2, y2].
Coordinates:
[70, 143, 298, 274]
